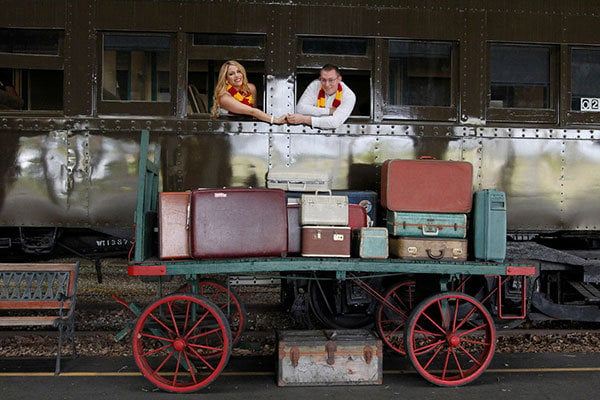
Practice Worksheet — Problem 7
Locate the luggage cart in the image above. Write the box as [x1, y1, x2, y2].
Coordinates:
[118, 130, 536, 392]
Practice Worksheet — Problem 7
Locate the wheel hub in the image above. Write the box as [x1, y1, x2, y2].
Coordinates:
[173, 338, 187, 351]
[447, 334, 460, 347]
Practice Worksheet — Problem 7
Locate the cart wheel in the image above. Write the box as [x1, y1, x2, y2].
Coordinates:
[176, 280, 247, 347]
[132, 294, 232, 393]
[404, 292, 495, 386]
[376, 280, 416, 355]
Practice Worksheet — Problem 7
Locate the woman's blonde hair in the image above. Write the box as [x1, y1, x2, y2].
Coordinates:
[211, 60, 252, 118]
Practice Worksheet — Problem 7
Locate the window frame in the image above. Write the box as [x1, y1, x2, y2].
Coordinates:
[486, 42, 558, 124]
[564, 45, 600, 125]
[97, 31, 177, 116]
[381, 39, 459, 122]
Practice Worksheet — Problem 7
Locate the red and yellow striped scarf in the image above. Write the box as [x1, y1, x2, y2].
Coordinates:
[226, 84, 253, 106]
[317, 83, 342, 108]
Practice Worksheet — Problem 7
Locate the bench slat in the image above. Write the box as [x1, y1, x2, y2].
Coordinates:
[0, 316, 59, 326]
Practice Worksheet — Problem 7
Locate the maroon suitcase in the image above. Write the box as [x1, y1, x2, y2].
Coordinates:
[348, 204, 368, 230]
[190, 188, 288, 258]
[301, 226, 351, 257]
[159, 192, 191, 259]
[380, 158, 473, 213]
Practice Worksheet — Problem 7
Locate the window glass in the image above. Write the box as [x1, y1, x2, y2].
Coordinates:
[301, 37, 368, 56]
[388, 41, 452, 107]
[571, 48, 600, 111]
[490, 45, 550, 109]
[102, 33, 170, 102]
[0, 68, 63, 110]
[0, 28, 60, 55]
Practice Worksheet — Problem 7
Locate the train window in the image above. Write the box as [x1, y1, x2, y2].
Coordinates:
[0, 28, 64, 111]
[301, 37, 368, 56]
[187, 33, 266, 116]
[383, 40, 457, 121]
[101, 34, 171, 102]
[571, 48, 600, 112]
[488, 44, 557, 123]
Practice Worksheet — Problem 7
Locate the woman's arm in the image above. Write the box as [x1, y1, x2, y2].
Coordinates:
[218, 91, 284, 124]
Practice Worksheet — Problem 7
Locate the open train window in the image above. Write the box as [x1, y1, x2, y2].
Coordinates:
[98, 33, 175, 115]
[0, 28, 63, 112]
[487, 44, 557, 123]
[384, 40, 458, 121]
[568, 47, 600, 124]
[296, 36, 372, 118]
[187, 33, 266, 116]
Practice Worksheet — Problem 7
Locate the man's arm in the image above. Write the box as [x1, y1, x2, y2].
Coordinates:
[310, 83, 356, 130]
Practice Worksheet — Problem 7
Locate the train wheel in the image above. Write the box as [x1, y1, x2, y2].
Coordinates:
[176, 280, 247, 348]
[132, 294, 232, 393]
[405, 292, 495, 386]
[376, 280, 416, 355]
[308, 274, 376, 329]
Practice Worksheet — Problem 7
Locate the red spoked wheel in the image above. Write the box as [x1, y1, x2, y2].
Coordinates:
[176, 280, 247, 347]
[132, 294, 232, 393]
[376, 280, 416, 355]
[405, 292, 496, 386]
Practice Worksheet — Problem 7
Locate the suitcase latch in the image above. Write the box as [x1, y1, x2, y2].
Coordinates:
[363, 345, 373, 364]
[290, 346, 300, 368]
[407, 246, 418, 255]
[325, 340, 337, 365]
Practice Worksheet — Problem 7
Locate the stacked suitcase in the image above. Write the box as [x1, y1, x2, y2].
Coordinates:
[381, 158, 472, 261]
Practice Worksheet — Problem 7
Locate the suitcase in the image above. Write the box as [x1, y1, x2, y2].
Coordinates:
[348, 204, 368, 230]
[266, 167, 332, 192]
[287, 204, 301, 255]
[301, 191, 348, 226]
[473, 189, 506, 262]
[277, 329, 382, 386]
[301, 226, 351, 257]
[386, 210, 467, 238]
[353, 227, 389, 259]
[381, 158, 473, 213]
[333, 190, 378, 226]
[190, 188, 288, 258]
[159, 192, 191, 259]
[389, 237, 468, 261]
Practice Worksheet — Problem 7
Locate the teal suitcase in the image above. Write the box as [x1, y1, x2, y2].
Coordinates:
[473, 189, 506, 262]
[353, 227, 389, 259]
[386, 210, 467, 238]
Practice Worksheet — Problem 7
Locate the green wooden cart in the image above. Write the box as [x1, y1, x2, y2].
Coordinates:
[119, 130, 536, 392]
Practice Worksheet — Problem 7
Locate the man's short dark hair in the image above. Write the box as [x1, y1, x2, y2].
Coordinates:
[321, 64, 340, 75]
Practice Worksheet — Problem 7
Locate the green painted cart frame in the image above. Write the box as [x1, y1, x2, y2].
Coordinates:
[124, 129, 537, 392]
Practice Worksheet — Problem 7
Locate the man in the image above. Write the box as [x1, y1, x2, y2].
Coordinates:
[287, 64, 356, 130]
[0, 77, 24, 110]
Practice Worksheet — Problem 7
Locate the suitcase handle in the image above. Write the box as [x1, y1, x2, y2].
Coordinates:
[421, 226, 439, 236]
[314, 189, 333, 196]
[287, 182, 308, 191]
[426, 248, 445, 260]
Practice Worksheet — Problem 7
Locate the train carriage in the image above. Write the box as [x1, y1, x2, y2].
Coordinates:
[1, 0, 600, 390]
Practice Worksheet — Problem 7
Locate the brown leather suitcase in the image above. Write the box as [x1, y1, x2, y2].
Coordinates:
[381, 159, 473, 213]
[190, 188, 288, 258]
[389, 237, 467, 261]
[301, 226, 351, 257]
[159, 192, 191, 259]
[348, 204, 368, 230]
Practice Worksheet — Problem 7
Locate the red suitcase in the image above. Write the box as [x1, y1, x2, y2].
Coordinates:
[380, 158, 473, 213]
[348, 204, 368, 230]
[159, 192, 191, 259]
[190, 188, 288, 258]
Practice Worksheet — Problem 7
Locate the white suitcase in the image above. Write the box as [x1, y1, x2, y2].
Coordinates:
[301, 191, 348, 226]
[266, 167, 332, 192]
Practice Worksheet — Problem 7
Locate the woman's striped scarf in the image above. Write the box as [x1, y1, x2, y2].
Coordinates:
[226, 84, 253, 106]
[317, 83, 342, 108]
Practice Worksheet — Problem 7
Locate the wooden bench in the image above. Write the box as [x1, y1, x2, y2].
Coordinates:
[0, 262, 80, 375]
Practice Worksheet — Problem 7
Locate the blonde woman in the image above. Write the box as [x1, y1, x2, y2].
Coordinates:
[211, 60, 285, 124]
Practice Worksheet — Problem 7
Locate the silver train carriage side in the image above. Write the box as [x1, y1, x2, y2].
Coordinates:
[1, 0, 600, 325]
